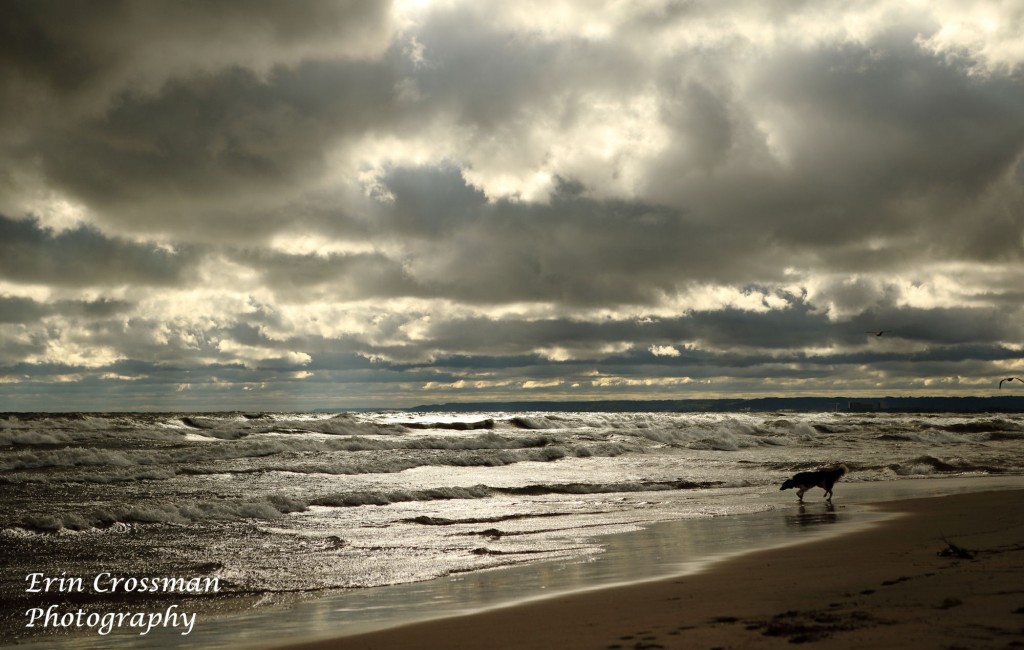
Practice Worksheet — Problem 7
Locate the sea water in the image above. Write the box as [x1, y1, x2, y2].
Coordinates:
[3, 410, 1024, 647]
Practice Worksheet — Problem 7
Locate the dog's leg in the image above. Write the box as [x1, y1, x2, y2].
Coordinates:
[796, 488, 805, 501]
[824, 488, 833, 500]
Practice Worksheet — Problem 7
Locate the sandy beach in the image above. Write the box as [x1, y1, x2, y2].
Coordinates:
[279, 489, 1024, 650]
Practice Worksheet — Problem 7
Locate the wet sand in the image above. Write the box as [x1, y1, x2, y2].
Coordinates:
[278, 489, 1024, 649]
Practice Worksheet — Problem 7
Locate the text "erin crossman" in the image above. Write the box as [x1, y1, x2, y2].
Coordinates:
[25, 572, 220, 594]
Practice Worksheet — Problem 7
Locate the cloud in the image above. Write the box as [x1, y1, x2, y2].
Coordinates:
[0, 296, 50, 324]
[650, 345, 681, 357]
[228, 247, 422, 300]
[1, 1, 1024, 409]
[0, 215, 196, 287]
[0, 296, 131, 324]
[0, 0, 393, 119]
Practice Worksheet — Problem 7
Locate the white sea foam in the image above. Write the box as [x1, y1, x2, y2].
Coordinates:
[0, 428, 72, 445]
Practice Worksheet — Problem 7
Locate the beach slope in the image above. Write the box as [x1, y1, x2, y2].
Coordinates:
[280, 489, 1024, 649]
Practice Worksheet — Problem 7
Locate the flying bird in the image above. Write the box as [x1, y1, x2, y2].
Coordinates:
[865, 330, 889, 337]
[999, 377, 1024, 389]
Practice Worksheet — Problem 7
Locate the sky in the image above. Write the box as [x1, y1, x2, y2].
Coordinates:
[2, 0, 1024, 411]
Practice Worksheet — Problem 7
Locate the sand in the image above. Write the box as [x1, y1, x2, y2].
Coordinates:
[275, 489, 1024, 650]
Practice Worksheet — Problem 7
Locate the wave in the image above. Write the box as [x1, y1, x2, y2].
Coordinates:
[630, 424, 800, 451]
[25, 485, 503, 530]
[988, 431, 1024, 441]
[1, 414, 119, 431]
[936, 419, 1024, 434]
[403, 419, 496, 430]
[2, 447, 140, 470]
[312, 485, 495, 508]
[0, 431, 603, 473]
[686, 431, 760, 451]
[401, 512, 571, 526]
[194, 444, 625, 477]
[14, 493, 311, 532]
[11, 474, 724, 532]
[876, 430, 976, 444]
[0, 441, 632, 485]
[181, 416, 227, 430]
[493, 479, 720, 496]
[887, 455, 1006, 476]
[0, 467, 181, 484]
[180, 413, 410, 439]
[769, 420, 820, 438]
[0, 429, 73, 445]
[509, 416, 563, 430]
[312, 477, 721, 507]
[0, 415, 187, 444]
[298, 414, 409, 436]
[6, 485, 495, 531]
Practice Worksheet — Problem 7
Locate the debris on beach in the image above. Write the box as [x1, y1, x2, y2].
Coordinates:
[938, 538, 975, 560]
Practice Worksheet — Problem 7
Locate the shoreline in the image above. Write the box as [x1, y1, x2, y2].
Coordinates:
[7, 478, 1024, 648]
[277, 487, 1024, 650]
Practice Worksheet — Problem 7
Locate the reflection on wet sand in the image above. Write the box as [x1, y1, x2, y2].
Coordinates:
[785, 501, 839, 527]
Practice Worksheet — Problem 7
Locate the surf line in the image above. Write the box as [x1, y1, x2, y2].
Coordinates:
[25, 604, 197, 636]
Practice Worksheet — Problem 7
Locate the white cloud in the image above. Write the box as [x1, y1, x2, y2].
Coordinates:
[918, 0, 1024, 73]
[649, 344, 680, 357]
[215, 340, 312, 370]
[522, 379, 564, 389]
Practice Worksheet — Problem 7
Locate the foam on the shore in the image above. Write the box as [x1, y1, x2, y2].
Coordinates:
[21, 475, 1022, 650]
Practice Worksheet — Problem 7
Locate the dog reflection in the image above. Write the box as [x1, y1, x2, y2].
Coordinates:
[785, 501, 838, 528]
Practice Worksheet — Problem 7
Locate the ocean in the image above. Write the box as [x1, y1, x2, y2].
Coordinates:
[3, 410, 1024, 648]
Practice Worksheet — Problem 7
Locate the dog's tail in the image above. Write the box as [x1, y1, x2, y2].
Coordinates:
[836, 463, 849, 476]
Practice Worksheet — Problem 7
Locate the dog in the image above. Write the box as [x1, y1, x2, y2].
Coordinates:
[780, 464, 848, 501]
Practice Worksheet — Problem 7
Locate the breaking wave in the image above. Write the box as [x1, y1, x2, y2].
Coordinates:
[12, 476, 730, 533]
[15, 495, 308, 532]
[889, 455, 1000, 476]
[5, 411, 1024, 542]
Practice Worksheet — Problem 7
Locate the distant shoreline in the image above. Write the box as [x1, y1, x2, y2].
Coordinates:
[6, 395, 1024, 415]
[367, 395, 1024, 414]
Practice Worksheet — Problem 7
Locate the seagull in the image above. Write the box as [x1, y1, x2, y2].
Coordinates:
[999, 377, 1024, 389]
[865, 330, 889, 337]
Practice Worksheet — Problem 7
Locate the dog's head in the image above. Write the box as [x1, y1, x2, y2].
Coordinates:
[780, 479, 795, 491]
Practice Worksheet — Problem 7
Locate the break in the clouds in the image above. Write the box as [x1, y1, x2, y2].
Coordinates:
[2, 0, 1024, 410]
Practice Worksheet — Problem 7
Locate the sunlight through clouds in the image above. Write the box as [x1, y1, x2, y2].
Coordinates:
[1, 0, 1023, 408]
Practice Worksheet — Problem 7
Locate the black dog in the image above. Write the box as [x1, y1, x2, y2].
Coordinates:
[780, 464, 848, 501]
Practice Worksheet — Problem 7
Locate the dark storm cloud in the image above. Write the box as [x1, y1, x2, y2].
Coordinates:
[405, 299, 1024, 364]
[227, 247, 422, 299]
[2, 1, 1024, 408]
[373, 170, 772, 305]
[372, 303, 824, 363]
[379, 165, 491, 237]
[647, 30, 1024, 268]
[0, 296, 131, 323]
[12, 0, 1020, 269]
[28, 60, 407, 239]
[7, 3, 644, 243]
[410, 7, 643, 128]
[846, 305, 1023, 347]
[0, 0, 392, 114]
[162, 162, 776, 306]
[0, 215, 195, 287]
[0, 296, 49, 324]
[0, 0, 397, 243]
[391, 338, 1024, 390]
